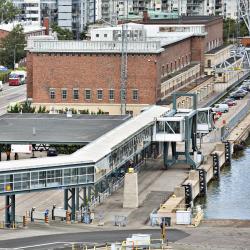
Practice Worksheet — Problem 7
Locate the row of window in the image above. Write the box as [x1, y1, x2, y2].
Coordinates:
[49, 88, 139, 101]
[161, 55, 191, 76]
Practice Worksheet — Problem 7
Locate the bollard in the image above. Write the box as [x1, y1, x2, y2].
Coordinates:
[23, 216, 28, 228]
[66, 210, 71, 224]
[45, 214, 49, 224]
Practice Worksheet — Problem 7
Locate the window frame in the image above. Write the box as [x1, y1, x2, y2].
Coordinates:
[61, 88, 67, 100]
[132, 89, 138, 101]
[49, 88, 55, 100]
[97, 89, 103, 100]
[85, 89, 91, 100]
[109, 89, 114, 100]
[73, 88, 79, 100]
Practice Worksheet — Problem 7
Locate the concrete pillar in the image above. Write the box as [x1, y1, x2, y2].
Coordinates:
[123, 172, 139, 208]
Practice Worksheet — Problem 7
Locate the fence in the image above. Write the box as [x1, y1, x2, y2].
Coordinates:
[82, 159, 145, 215]
[221, 99, 250, 140]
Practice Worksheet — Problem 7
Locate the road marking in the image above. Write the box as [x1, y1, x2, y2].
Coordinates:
[12, 241, 83, 249]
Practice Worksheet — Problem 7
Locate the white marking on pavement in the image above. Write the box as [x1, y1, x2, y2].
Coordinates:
[12, 241, 87, 250]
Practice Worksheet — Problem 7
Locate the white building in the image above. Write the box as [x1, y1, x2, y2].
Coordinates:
[160, 0, 238, 19]
[0, 20, 46, 39]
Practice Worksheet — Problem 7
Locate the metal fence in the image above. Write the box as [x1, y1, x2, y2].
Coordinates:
[82, 160, 145, 215]
[221, 99, 250, 140]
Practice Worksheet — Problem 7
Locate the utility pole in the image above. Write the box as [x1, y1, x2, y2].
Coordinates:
[120, 0, 128, 115]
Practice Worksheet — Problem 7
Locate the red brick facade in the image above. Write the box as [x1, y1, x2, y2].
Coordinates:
[27, 37, 194, 105]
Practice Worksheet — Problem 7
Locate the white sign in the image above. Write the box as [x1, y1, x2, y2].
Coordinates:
[33, 211, 45, 220]
[54, 208, 67, 218]
[11, 144, 32, 153]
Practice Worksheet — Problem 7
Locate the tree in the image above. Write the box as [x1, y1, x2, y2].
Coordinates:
[51, 23, 74, 40]
[223, 18, 249, 42]
[0, 24, 26, 69]
[0, 0, 19, 24]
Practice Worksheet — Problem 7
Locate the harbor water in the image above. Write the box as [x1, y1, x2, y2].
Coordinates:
[198, 137, 250, 220]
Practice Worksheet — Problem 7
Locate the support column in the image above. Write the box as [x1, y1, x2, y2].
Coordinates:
[83, 187, 87, 206]
[71, 188, 76, 221]
[171, 142, 177, 161]
[11, 195, 15, 227]
[88, 186, 92, 204]
[75, 187, 79, 211]
[5, 196, 10, 227]
[64, 189, 68, 211]
[163, 142, 169, 168]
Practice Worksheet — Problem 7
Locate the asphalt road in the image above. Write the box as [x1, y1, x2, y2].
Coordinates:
[0, 229, 189, 249]
[0, 84, 26, 115]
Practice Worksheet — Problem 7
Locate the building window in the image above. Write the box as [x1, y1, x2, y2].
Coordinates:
[121, 89, 126, 100]
[49, 88, 55, 99]
[73, 89, 79, 100]
[132, 89, 138, 101]
[96, 34, 99, 37]
[97, 89, 103, 100]
[61, 89, 67, 100]
[207, 59, 211, 68]
[109, 89, 114, 100]
[104, 34, 107, 38]
[85, 89, 91, 100]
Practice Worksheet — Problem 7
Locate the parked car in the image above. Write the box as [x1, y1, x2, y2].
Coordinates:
[237, 87, 248, 94]
[222, 98, 237, 107]
[242, 83, 250, 90]
[230, 91, 246, 99]
[212, 103, 229, 113]
[239, 86, 250, 92]
[47, 147, 58, 157]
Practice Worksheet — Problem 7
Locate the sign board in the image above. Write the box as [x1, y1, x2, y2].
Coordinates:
[176, 210, 191, 225]
[54, 208, 67, 218]
[11, 144, 32, 153]
[33, 211, 45, 220]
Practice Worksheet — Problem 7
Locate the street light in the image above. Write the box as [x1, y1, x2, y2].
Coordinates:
[13, 43, 26, 70]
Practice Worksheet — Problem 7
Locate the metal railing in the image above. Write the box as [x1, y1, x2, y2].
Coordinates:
[27, 40, 163, 53]
[221, 99, 250, 140]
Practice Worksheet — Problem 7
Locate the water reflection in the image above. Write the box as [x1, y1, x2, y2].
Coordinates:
[197, 138, 250, 220]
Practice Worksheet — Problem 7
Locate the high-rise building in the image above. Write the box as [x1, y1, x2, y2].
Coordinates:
[12, 0, 95, 36]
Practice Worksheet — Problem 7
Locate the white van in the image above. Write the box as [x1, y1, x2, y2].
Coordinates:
[212, 104, 229, 113]
[0, 81, 2, 91]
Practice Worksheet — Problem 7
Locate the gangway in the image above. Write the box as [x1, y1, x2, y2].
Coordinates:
[153, 93, 214, 168]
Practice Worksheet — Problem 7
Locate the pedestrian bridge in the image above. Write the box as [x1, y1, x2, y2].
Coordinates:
[0, 106, 168, 196]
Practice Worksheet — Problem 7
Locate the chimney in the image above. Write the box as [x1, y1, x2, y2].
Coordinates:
[143, 10, 149, 23]
[43, 17, 50, 35]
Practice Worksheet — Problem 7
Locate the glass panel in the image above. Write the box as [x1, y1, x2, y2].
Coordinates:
[39, 171, 46, 187]
[79, 168, 86, 175]
[87, 167, 94, 174]
[86, 175, 94, 183]
[64, 169, 71, 177]
[0, 175, 4, 184]
[55, 170, 62, 185]
[78, 175, 86, 183]
[64, 176, 72, 185]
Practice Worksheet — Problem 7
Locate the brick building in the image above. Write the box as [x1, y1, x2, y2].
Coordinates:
[26, 20, 223, 115]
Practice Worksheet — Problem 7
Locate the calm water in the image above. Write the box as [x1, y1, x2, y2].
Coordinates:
[197, 138, 250, 220]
